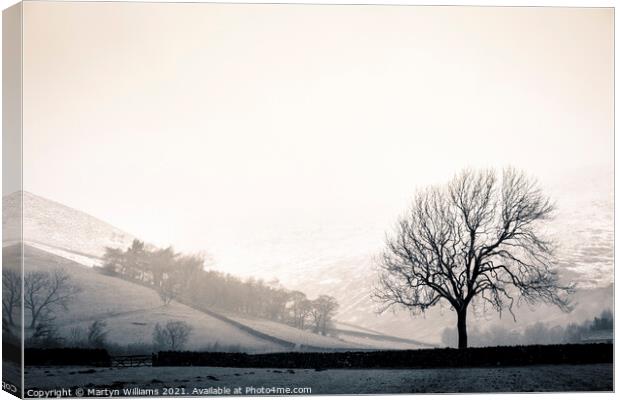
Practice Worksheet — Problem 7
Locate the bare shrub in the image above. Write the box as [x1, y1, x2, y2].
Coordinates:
[153, 320, 193, 350]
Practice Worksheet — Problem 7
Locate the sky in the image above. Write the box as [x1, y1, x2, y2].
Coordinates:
[19, 3, 613, 277]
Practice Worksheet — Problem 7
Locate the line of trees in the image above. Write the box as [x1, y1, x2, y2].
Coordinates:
[101, 240, 339, 335]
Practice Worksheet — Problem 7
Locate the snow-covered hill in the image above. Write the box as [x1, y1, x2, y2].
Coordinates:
[3, 191, 135, 266]
[210, 167, 614, 343]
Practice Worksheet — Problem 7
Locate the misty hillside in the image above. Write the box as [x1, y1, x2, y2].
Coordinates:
[3, 190, 428, 349]
[219, 168, 614, 343]
[7, 245, 285, 352]
[290, 255, 613, 343]
[7, 244, 396, 352]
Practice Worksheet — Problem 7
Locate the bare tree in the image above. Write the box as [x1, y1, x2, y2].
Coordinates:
[125, 239, 147, 281]
[174, 254, 204, 286]
[152, 320, 193, 350]
[158, 276, 182, 305]
[288, 291, 312, 330]
[310, 295, 339, 335]
[374, 168, 573, 349]
[27, 321, 64, 348]
[148, 246, 176, 288]
[2, 268, 21, 326]
[101, 246, 125, 275]
[265, 287, 290, 322]
[68, 326, 86, 347]
[24, 269, 82, 329]
[87, 320, 108, 348]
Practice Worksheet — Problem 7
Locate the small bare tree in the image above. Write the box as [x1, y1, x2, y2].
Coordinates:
[68, 326, 86, 347]
[310, 295, 339, 335]
[153, 320, 193, 350]
[27, 321, 64, 348]
[2, 268, 21, 326]
[87, 320, 108, 348]
[148, 246, 177, 288]
[374, 168, 573, 349]
[288, 291, 312, 330]
[24, 269, 82, 329]
[158, 275, 182, 305]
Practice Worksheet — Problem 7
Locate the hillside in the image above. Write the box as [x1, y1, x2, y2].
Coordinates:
[8, 244, 288, 353]
[226, 315, 359, 350]
[9, 244, 422, 353]
[225, 169, 614, 343]
[279, 254, 614, 344]
[3, 191, 431, 350]
[3, 191, 135, 265]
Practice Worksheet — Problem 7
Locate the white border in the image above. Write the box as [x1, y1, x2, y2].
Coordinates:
[0, 1, 616, 400]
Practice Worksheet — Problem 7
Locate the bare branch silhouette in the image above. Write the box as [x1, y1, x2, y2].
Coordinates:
[2, 268, 21, 326]
[374, 168, 574, 348]
[24, 269, 82, 329]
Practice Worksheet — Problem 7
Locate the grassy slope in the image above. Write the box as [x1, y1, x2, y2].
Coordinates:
[335, 334, 419, 350]
[12, 245, 286, 353]
[1, 191, 444, 348]
[331, 322, 435, 349]
[226, 315, 361, 349]
[13, 245, 406, 353]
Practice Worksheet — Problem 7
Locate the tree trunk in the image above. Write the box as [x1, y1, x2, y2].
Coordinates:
[30, 307, 41, 329]
[457, 308, 468, 349]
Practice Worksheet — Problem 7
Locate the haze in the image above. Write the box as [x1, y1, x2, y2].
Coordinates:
[21, 3, 613, 279]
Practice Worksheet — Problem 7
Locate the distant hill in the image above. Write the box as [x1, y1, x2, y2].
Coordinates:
[277, 253, 613, 344]
[230, 168, 614, 342]
[3, 191, 135, 266]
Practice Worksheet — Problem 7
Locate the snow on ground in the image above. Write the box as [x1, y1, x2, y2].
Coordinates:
[24, 364, 613, 394]
[226, 315, 360, 349]
[26, 242, 102, 267]
[331, 321, 431, 349]
[3, 191, 135, 258]
[331, 321, 383, 335]
[335, 334, 417, 350]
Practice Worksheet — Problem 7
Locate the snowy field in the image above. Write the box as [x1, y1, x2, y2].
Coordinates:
[228, 315, 359, 349]
[24, 364, 612, 394]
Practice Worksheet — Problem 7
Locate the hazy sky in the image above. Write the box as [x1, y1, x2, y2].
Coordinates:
[21, 3, 613, 276]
